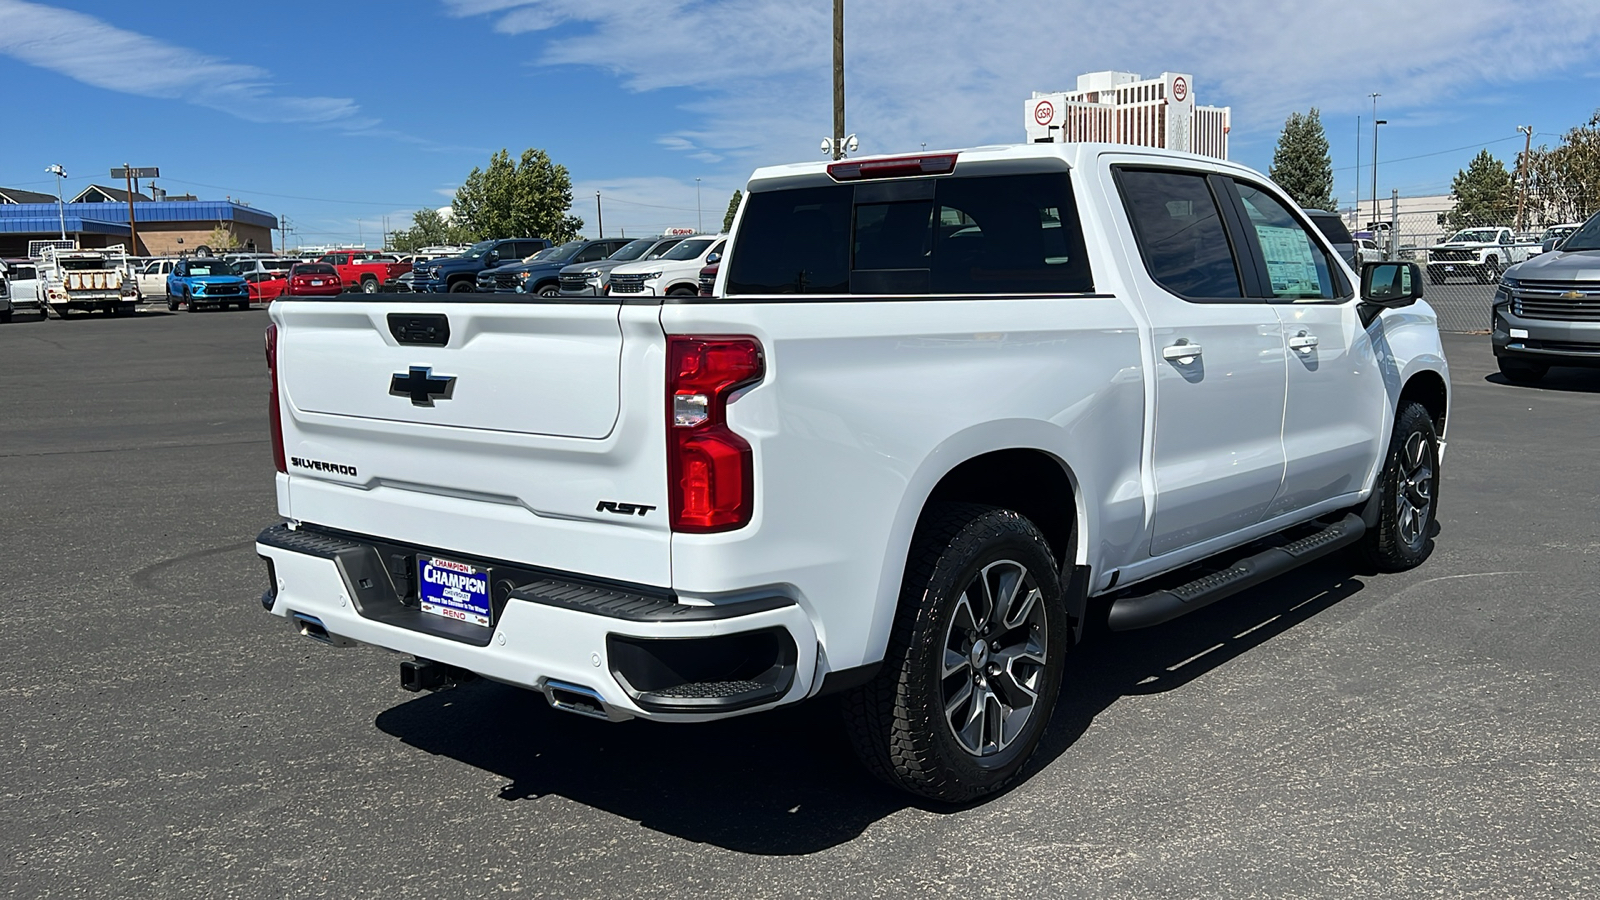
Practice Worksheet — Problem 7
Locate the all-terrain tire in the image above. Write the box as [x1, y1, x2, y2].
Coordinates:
[842, 503, 1067, 803]
[1354, 401, 1440, 572]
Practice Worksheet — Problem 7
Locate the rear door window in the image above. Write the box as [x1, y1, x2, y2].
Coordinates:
[725, 173, 1092, 296]
[1116, 168, 1244, 301]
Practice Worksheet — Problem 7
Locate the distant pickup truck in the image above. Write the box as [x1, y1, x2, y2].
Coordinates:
[1426, 227, 1535, 284]
[317, 252, 411, 294]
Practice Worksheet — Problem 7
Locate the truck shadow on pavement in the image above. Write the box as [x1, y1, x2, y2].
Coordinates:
[375, 556, 1368, 855]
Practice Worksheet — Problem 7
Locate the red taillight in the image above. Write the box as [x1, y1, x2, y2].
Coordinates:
[666, 335, 763, 532]
[827, 153, 957, 181]
[265, 323, 286, 473]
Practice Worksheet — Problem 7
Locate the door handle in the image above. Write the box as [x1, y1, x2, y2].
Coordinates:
[1289, 332, 1320, 353]
[1161, 342, 1203, 363]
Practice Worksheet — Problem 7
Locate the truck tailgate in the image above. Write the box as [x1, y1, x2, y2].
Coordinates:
[271, 298, 672, 586]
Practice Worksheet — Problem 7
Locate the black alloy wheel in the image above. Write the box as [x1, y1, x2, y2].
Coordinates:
[1355, 401, 1440, 572]
[843, 503, 1067, 803]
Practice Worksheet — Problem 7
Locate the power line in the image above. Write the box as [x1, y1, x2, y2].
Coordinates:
[1332, 133, 1523, 173]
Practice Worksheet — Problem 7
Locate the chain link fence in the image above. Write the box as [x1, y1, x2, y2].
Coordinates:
[1347, 197, 1596, 333]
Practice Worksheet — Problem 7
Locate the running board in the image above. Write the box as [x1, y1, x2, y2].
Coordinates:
[1106, 513, 1366, 631]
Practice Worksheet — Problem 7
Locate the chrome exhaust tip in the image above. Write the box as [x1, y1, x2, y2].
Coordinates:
[542, 680, 632, 722]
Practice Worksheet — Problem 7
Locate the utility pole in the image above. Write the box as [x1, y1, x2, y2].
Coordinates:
[1515, 124, 1534, 232]
[1354, 115, 1360, 225]
[279, 215, 288, 254]
[110, 165, 156, 254]
[695, 177, 703, 232]
[45, 164, 67, 241]
[595, 191, 603, 238]
[832, 0, 844, 160]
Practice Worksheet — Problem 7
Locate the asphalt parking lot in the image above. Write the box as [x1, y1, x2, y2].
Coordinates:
[2, 307, 1597, 899]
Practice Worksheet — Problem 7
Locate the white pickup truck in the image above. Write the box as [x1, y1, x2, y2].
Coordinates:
[256, 143, 1450, 802]
[1426, 226, 1535, 284]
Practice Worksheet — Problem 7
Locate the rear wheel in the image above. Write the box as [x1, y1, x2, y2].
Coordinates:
[1497, 357, 1548, 383]
[361, 277, 379, 294]
[843, 503, 1066, 803]
[1355, 402, 1439, 572]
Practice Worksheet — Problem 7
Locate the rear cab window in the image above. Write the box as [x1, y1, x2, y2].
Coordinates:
[725, 171, 1094, 296]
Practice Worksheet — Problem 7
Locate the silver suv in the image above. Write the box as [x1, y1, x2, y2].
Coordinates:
[1492, 212, 1600, 382]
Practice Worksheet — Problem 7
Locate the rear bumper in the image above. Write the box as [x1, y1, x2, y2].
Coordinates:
[255, 523, 817, 721]
[1492, 303, 1600, 367]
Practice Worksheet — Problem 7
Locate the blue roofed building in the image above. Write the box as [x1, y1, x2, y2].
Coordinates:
[0, 183, 278, 256]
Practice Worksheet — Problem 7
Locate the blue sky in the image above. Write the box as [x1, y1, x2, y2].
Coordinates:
[2, 0, 1599, 247]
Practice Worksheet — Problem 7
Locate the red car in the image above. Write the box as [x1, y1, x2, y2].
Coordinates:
[245, 271, 289, 303]
[285, 263, 343, 297]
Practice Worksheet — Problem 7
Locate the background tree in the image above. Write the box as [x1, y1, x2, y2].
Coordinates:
[451, 148, 583, 242]
[1447, 149, 1513, 229]
[205, 225, 239, 250]
[1268, 108, 1335, 211]
[390, 208, 467, 251]
[722, 190, 742, 233]
[1515, 112, 1600, 226]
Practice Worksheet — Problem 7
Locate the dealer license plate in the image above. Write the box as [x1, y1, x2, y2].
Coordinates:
[417, 556, 492, 627]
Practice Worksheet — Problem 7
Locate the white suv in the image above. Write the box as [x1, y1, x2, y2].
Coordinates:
[606, 234, 724, 297]
[256, 143, 1448, 802]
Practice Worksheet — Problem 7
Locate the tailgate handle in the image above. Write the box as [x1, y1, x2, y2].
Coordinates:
[387, 313, 450, 347]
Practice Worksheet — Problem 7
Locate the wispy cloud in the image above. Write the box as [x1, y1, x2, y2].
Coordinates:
[444, 0, 1600, 167]
[0, 0, 374, 130]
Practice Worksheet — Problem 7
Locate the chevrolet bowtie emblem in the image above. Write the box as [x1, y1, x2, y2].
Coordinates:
[390, 366, 456, 406]
[1562, 290, 1586, 300]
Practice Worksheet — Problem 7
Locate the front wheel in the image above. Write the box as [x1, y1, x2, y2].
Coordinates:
[448, 280, 475, 293]
[1497, 357, 1548, 383]
[536, 282, 560, 297]
[843, 503, 1066, 803]
[1355, 401, 1440, 572]
[167, 295, 178, 312]
[1478, 258, 1501, 284]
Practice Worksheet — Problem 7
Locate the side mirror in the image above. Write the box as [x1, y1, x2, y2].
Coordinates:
[485, 252, 500, 266]
[705, 252, 721, 264]
[1361, 261, 1424, 308]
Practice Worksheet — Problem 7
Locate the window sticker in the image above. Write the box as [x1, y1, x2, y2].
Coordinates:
[1256, 225, 1322, 296]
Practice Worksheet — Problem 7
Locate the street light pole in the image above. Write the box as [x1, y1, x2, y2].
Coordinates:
[595, 191, 603, 238]
[1354, 116, 1360, 225]
[1368, 93, 1381, 229]
[696, 177, 703, 232]
[45, 164, 67, 240]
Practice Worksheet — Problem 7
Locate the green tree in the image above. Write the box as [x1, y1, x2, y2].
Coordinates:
[390, 207, 467, 252]
[1447, 149, 1513, 229]
[1268, 108, 1335, 211]
[205, 225, 239, 250]
[1516, 112, 1600, 226]
[451, 148, 583, 243]
[722, 190, 743, 232]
